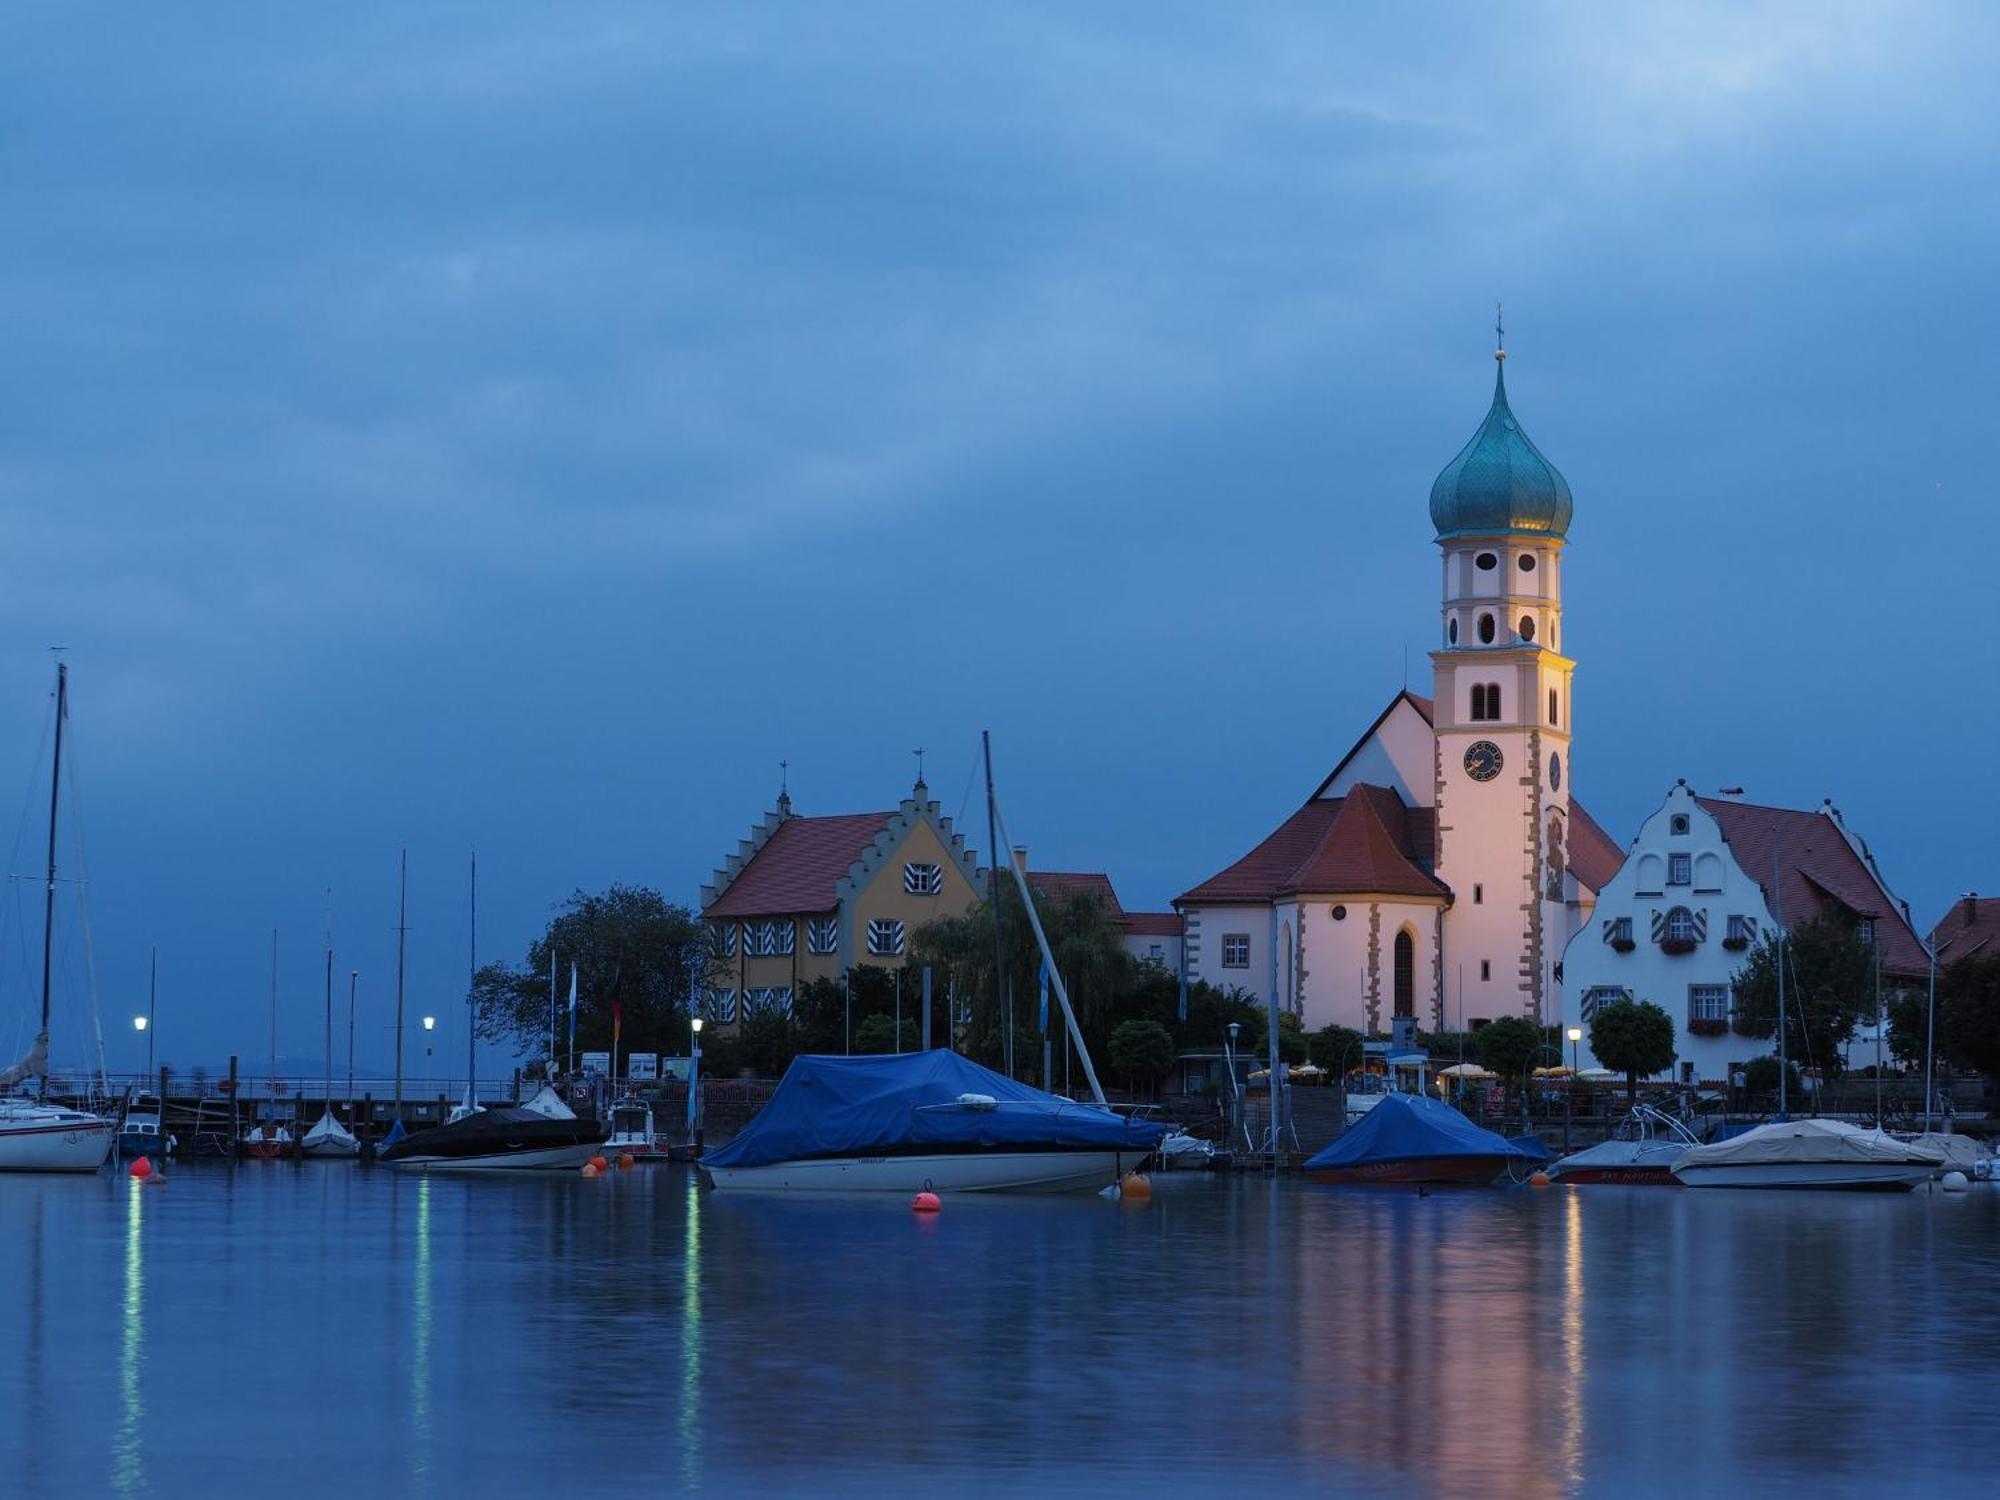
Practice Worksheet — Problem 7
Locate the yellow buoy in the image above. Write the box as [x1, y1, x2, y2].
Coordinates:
[1529, 1171, 1551, 1188]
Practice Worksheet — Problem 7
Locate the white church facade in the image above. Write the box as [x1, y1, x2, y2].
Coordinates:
[1176, 345, 1624, 1035]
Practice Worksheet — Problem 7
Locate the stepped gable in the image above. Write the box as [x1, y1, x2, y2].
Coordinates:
[1565, 799, 1625, 894]
[1177, 784, 1445, 905]
[1695, 796, 1928, 978]
[703, 811, 895, 918]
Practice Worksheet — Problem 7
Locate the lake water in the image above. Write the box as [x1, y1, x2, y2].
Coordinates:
[2, 1164, 1996, 1498]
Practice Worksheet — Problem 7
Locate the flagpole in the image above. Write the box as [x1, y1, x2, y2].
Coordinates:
[567, 963, 578, 1077]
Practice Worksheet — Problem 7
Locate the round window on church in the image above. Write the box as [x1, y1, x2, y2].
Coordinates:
[1519, 614, 1536, 642]
[1448, 618, 1459, 645]
[1475, 552, 1498, 571]
[1478, 613, 1496, 644]
[1518, 553, 1536, 573]
[1331, 904, 1347, 921]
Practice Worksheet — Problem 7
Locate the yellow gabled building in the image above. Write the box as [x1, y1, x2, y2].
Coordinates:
[698, 775, 984, 1026]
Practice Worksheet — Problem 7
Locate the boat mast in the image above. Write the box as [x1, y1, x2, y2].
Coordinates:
[269, 928, 279, 1106]
[467, 850, 477, 1106]
[394, 847, 407, 1119]
[1771, 840, 1787, 1119]
[982, 730, 1011, 1079]
[36, 659, 66, 1100]
[346, 969, 357, 1105]
[324, 895, 335, 1116]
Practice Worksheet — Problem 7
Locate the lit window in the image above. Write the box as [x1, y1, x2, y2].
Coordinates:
[1221, 933, 1251, 969]
[903, 862, 943, 895]
[1668, 854, 1692, 886]
[866, 919, 906, 957]
[1688, 985, 1729, 1023]
[807, 917, 838, 955]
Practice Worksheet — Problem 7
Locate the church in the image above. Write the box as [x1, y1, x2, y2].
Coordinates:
[1175, 342, 1624, 1035]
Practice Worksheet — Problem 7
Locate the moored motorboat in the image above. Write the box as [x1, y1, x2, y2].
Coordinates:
[699, 1051, 1163, 1194]
[242, 1122, 293, 1160]
[1304, 1093, 1546, 1186]
[605, 1097, 671, 1161]
[1547, 1104, 1697, 1185]
[118, 1092, 175, 1159]
[1157, 1130, 1225, 1170]
[1672, 1118, 1950, 1190]
[381, 1092, 606, 1171]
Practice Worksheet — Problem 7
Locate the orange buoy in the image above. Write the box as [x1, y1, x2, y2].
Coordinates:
[128, 1156, 152, 1180]
[580, 1162, 600, 1177]
[588, 1155, 609, 1173]
[1529, 1171, 1551, 1188]
[617, 1153, 635, 1170]
[912, 1189, 942, 1213]
[1120, 1171, 1152, 1200]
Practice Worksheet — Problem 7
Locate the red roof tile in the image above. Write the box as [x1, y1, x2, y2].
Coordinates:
[703, 812, 894, 919]
[1929, 895, 1998, 962]
[1124, 911, 1184, 937]
[1695, 797, 1928, 978]
[1026, 871, 1125, 917]
[1566, 798, 1625, 894]
[1177, 785, 1447, 905]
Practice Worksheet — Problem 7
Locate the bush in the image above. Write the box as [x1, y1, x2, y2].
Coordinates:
[1741, 1054, 1802, 1098]
[1108, 1019, 1176, 1097]
[1308, 1024, 1365, 1075]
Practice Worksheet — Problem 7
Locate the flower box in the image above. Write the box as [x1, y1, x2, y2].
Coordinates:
[1610, 937, 1636, 953]
[1660, 936, 1696, 956]
[1688, 1018, 1728, 1038]
[1721, 936, 1749, 952]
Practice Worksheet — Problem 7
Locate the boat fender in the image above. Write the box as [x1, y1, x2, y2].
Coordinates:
[587, 1155, 609, 1173]
[955, 1093, 998, 1111]
[617, 1153, 635, 1170]
[128, 1156, 152, 1180]
[1120, 1171, 1151, 1201]
[1941, 1170, 1970, 1193]
[580, 1162, 599, 1177]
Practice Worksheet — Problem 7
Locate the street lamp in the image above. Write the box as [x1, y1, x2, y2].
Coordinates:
[1223, 1022, 1244, 1150]
[689, 1014, 705, 1157]
[423, 1015, 436, 1105]
[1565, 1026, 1583, 1152]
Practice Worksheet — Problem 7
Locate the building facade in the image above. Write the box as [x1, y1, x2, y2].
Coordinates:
[1560, 783, 1930, 1082]
[1176, 348, 1623, 1035]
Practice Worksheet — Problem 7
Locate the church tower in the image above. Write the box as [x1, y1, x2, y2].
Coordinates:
[1427, 325, 1575, 1026]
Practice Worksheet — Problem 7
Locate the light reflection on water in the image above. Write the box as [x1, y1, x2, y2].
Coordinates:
[1, 1168, 1996, 1497]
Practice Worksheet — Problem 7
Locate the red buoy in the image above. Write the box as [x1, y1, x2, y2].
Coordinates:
[588, 1155, 609, 1173]
[128, 1155, 152, 1180]
[912, 1189, 941, 1213]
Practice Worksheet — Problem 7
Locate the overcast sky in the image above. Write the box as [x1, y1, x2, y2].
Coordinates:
[3, 3, 1995, 1075]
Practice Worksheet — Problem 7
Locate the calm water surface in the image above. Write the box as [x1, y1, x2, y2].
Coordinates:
[3, 1164, 1996, 1497]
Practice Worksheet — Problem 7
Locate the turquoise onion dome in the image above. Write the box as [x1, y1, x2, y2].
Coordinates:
[1428, 357, 1573, 541]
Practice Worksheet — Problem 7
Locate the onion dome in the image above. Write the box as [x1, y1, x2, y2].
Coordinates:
[1428, 357, 1573, 541]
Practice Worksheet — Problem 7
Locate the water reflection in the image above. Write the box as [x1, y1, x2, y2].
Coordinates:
[679, 1171, 702, 1494]
[114, 1176, 146, 1497]
[411, 1173, 433, 1487]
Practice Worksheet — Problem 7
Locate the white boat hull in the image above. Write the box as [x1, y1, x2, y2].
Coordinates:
[703, 1149, 1148, 1194]
[301, 1133, 360, 1159]
[0, 1111, 116, 1172]
[1673, 1161, 1933, 1191]
[386, 1139, 602, 1172]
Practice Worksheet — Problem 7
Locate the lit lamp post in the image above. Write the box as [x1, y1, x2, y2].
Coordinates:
[1565, 1026, 1583, 1152]
[140, 944, 158, 1077]
[1223, 1021, 1243, 1150]
[133, 1014, 151, 1077]
[423, 1015, 436, 1106]
[689, 1015, 705, 1157]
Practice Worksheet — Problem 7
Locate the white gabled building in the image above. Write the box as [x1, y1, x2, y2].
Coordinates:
[1560, 782, 1930, 1083]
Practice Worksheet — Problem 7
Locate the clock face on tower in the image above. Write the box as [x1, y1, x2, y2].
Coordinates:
[1463, 740, 1504, 782]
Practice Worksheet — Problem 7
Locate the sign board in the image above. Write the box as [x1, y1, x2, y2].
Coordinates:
[626, 1052, 658, 1082]
[659, 1056, 691, 1083]
[581, 1051, 610, 1076]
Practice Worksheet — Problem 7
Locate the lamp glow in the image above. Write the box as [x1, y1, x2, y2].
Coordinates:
[1566, 1027, 1582, 1043]
[691, 1017, 704, 1035]
[423, 1016, 436, 1031]
[133, 1016, 148, 1033]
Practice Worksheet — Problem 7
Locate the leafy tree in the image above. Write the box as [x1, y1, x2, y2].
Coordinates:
[1731, 917, 1876, 1079]
[1107, 1019, 1176, 1098]
[1588, 999, 1677, 1104]
[1275, 1011, 1308, 1065]
[1741, 1053, 1802, 1101]
[734, 1010, 799, 1078]
[1475, 1015, 1543, 1126]
[1938, 951, 2000, 1082]
[474, 885, 716, 1063]
[1308, 1024, 1365, 1076]
[853, 1013, 919, 1055]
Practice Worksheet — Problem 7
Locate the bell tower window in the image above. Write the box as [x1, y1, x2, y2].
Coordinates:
[1518, 615, 1536, 642]
[1518, 553, 1536, 573]
[1549, 687, 1559, 725]
[1477, 613, 1495, 644]
[1448, 618, 1459, 645]
[1475, 552, 1497, 572]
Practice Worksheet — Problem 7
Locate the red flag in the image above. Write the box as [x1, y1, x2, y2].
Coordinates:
[613, 1000, 622, 1047]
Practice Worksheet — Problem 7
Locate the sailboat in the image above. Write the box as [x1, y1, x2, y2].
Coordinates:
[302, 931, 359, 1159]
[0, 661, 116, 1172]
[241, 929, 294, 1159]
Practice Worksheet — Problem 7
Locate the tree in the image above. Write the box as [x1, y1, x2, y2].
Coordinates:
[1938, 951, 2000, 1083]
[853, 1013, 918, 1055]
[1308, 1024, 1365, 1077]
[1731, 917, 1876, 1080]
[1475, 1015, 1542, 1126]
[1742, 1053, 1801, 1101]
[1588, 999, 1677, 1104]
[474, 885, 717, 1064]
[1107, 1019, 1176, 1098]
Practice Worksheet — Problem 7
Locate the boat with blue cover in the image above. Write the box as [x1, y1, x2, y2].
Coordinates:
[1304, 1093, 1546, 1186]
[700, 1050, 1164, 1194]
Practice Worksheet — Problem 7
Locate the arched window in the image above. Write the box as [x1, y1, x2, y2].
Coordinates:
[1549, 687, 1559, 725]
[1519, 614, 1536, 642]
[1478, 613, 1496, 644]
[1665, 907, 1696, 943]
[1470, 682, 1501, 721]
[1393, 929, 1415, 1018]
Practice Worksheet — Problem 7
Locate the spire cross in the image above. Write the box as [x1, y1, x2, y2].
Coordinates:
[779, 759, 789, 794]
[1495, 302, 1506, 363]
[913, 746, 926, 783]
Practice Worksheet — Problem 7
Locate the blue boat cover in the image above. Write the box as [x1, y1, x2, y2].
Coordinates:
[701, 1050, 1165, 1170]
[1302, 1093, 1548, 1171]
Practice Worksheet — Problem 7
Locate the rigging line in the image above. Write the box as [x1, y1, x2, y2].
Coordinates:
[952, 734, 981, 844]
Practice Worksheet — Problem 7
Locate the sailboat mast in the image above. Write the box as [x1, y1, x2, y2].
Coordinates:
[467, 851, 477, 1102]
[982, 730, 1011, 1079]
[346, 970, 357, 1104]
[324, 936, 334, 1110]
[394, 848, 407, 1117]
[269, 928, 279, 1095]
[36, 661, 67, 1097]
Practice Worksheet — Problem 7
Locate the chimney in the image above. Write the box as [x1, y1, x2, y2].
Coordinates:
[1967, 892, 1981, 925]
[1012, 846, 1029, 876]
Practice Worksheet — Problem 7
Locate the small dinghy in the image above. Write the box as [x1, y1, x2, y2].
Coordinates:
[1304, 1093, 1546, 1186]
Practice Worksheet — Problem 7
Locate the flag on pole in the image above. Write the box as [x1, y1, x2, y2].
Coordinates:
[1037, 959, 1049, 1034]
[567, 963, 578, 1074]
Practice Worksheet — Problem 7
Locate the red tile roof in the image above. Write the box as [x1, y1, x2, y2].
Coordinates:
[1026, 871, 1125, 917]
[1930, 895, 1998, 962]
[702, 812, 893, 919]
[1124, 910, 1185, 937]
[1177, 785, 1447, 905]
[1695, 797, 1928, 978]
[1566, 798, 1625, 894]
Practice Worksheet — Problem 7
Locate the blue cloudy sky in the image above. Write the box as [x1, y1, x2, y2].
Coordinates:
[2, 3, 1996, 1074]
